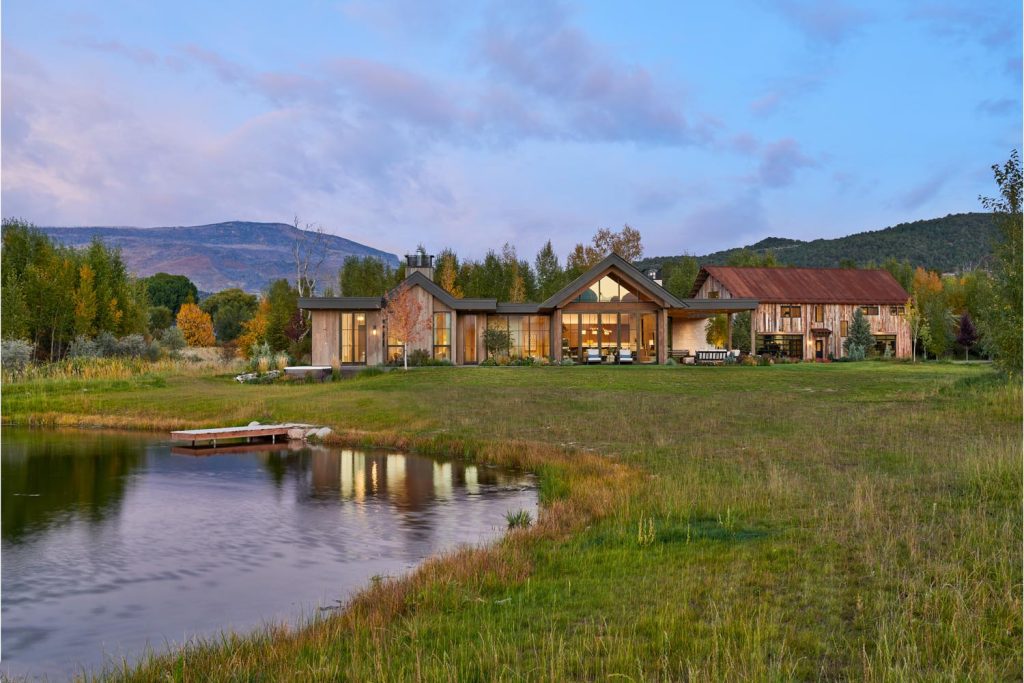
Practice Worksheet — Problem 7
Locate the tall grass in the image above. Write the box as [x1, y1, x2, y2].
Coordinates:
[2, 363, 1018, 680]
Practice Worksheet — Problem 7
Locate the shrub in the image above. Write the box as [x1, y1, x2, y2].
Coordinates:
[846, 343, 866, 361]
[67, 335, 100, 358]
[274, 353, 290, 371]
[116, 334, 147, 358]
[510, 356, 536, 366]
[95, 331, 119, 357]
[739, 354, 758, 366]
[356, 366, 387, 379]
[1, 339, 34, 375]
[407, 349, 431, 366]
[480, 357, 498, 367]
[559, 358, 575, 366]
[665, 357, 678, 366]
[161, 327, 187, 354]
[257, 356, 271, 373]
[143, 339, 162, 362]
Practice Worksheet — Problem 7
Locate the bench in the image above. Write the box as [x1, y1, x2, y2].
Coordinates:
[695, 350, 729, 365]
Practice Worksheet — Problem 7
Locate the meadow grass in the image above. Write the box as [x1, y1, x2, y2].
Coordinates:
[2, 362, 1020, 681]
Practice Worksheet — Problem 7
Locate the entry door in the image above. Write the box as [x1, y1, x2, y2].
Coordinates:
[464, 315, 477, 364]
[815, 339, 824, 360]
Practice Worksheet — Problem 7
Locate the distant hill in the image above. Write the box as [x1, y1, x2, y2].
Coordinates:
[40, 221, 399, 293]
[637, 213, 998, 274]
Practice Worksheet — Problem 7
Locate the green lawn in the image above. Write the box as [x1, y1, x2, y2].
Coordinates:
[4, 362, 1021, 681]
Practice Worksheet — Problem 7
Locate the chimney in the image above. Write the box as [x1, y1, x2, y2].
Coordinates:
[406, 252, 435, 281]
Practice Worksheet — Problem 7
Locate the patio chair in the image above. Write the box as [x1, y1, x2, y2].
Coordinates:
[586, 348, 602, 364]
[618, 348, 634, 364]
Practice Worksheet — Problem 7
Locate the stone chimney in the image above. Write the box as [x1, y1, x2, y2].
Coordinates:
[406, 252, 435, 281]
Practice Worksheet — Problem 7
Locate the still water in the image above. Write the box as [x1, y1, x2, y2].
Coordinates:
[1, 428, 537, 679]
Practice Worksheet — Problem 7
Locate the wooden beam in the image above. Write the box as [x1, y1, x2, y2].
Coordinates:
[750, 312, 756, 355]
[727, 313, 733, 350]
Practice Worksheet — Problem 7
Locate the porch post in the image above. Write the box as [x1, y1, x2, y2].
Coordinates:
[726, 313, 733, 351]
[750, 309, 756, 355]
[552, 309, 562, 362]
[657, 309, 668, 364]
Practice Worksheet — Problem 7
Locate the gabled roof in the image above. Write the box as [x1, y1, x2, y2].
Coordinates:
[388, 272, 499, 311]
[539, 253, 686, 309]
[691, 266, 909, 305]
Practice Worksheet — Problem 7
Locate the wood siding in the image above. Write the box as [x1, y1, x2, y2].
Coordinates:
[699, 274, 910, 359]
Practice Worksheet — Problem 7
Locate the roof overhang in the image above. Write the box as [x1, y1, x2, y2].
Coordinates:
[299, 296, 382, 310]
[540, 253, 687, 309]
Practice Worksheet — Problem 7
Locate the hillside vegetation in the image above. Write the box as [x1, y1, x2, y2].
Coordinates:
[638, 213, 997, 273]
[40, 221, 399, 294]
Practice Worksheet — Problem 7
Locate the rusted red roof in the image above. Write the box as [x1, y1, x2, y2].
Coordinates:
[692, 266, 909, 304]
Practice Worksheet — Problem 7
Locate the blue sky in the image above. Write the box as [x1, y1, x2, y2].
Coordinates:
[2, 0, 1020, 260]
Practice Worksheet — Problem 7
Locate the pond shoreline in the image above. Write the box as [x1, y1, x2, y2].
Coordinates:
[1, 424, 570, 681]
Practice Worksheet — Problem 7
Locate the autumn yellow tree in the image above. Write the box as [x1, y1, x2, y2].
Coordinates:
[73, 263, 98, 337]
[236, 298, 270, 357]
[176, 302, 216, 347]
[383, 283, 430, 369]
[436, 249, 463, 297]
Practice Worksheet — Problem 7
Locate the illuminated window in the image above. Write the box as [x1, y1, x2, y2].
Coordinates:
[889, 305, 905, 315]
[340, 313, 367, 364]
[433, 311, 451, 359]
[708, 290, 720, 299]
[860, 306, 879, 316]
[781, 304, 801, 318]
[840, 320, 849, 336]
[814, 305, 824, 322]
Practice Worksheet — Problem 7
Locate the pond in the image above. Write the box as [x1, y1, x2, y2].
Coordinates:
[1, 428, 537, 679]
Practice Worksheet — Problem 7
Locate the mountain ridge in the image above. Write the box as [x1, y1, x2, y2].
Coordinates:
[637, 212, 998, 274]
[40, 221, 399, 293]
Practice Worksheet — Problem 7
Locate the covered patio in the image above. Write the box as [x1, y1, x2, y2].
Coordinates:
[667, 299, 758, 362]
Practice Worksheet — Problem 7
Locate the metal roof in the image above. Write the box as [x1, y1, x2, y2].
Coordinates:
[298, 296, 382, 310]
[495, 303, 541, 314]
[691, 266, 909, 304]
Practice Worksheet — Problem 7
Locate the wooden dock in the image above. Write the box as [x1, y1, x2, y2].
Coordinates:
[170, 424, 297, 447]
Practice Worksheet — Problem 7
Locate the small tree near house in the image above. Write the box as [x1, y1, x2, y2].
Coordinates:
[843, 308, 874, 360]
[383, 283, 431, 370]
[956, 312, 978, 361]
[903, 297, 925, 363]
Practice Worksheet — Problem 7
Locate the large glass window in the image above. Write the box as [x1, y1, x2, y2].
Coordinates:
[757, 334, 803, 358]
[527, 316, 550, 358]
[488, 315, 551, 359]
[874, 335, 896, 356]
[580, 314, 599, 355]
[340, 312, 367, 364]
[573, 275, 638, 303]
[562, 314, 580, 360]
[433, 311, 452, 360]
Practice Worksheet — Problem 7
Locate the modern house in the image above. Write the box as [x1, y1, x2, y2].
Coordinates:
[300, 253, 755, 366]
[300, 254, 911, 366]
[689, 266, 911, 359]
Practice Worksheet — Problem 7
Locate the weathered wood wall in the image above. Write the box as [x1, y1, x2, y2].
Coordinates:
[699, 274, 910, 359]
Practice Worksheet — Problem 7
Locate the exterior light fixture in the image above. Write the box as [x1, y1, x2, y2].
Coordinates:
[372, 324, 378, 336]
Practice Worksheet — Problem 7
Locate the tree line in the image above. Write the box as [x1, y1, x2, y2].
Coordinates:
[3, 150, 1018, 373]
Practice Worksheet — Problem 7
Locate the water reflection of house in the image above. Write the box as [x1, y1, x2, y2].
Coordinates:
[307, 450, 509, 511]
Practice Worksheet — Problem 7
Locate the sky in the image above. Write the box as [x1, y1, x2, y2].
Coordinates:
[2, 0, 1021, 260]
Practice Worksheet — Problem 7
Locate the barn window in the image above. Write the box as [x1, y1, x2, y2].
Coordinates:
[814, 305, 824, 322]
[860, 306, 879, 316]
[889, 305, 905, 315]
[840, 320, 849, 336]
[780, 304, 801, 318]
